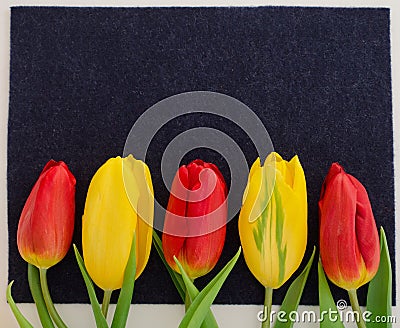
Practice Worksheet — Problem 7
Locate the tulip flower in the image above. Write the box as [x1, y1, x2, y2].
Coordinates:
[239, 152, 307, 288]
[319, 163, 380, 291]
[82, 156, 153, 299]
[239, 152, 307, 328]
[162, 159, 227, 280]
[17, 160, 76, 269]
[17, 160, 75, 328]
[319, 163, 380, 328]
[319, 164, 380, 322]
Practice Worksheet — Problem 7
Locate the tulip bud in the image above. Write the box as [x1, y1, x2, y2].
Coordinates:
[17, 160, 76, 269]
[239, 152, 307, 289]
[162, 159, 227, 279]
[82, 155, 154, 291]
[319, 163, 380, 290]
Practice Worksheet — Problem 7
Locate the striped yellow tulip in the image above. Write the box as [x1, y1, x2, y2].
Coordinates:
[82, 155, 154, 291]
[239, 152, 307, 289]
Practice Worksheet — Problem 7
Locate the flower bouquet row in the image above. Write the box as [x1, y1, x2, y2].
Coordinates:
[7, 152, 392, 328]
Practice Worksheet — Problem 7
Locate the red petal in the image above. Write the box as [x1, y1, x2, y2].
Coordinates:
[320, 162, 343, 200]
[17, 161, 75, 267]
[184, 166, 227, 277]
[319, 166, 363, 288]
[162, 166, 189, 268]
[348, 175, 380, 276]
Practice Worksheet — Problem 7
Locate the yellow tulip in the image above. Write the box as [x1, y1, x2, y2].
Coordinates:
[82, 155, 154, 291]
[238, 152, 307, 289]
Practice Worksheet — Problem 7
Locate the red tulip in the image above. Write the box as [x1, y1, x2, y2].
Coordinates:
[319, 163, 380, 290]
[17, 160, 76, 269]
[162, 159, 227, 279]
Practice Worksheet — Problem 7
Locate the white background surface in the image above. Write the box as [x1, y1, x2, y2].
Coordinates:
[0, 1, 399, 327]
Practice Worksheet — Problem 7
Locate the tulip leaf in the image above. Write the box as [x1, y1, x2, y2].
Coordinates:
[177, 247, 241, 328]
[73, 244, 109, 328]
[366, 228, 392, 328]
[275, 246, 316, 328]
[152, 230, 185, 300]
[28, 264, 55, 328]
[153, 231, 218, 327]
[198, 310, 219, 328]
[318, 260, 345, 328]
[111, 234, 137, 328]
[174, 258, 219, 328]
[6, 281, 34, 328]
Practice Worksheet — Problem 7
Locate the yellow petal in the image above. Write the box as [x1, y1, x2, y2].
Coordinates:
[239, 153, 307, 289]
[125, 155, 154, 279]
[240, 157, 267, 223]
[82, 156, 154, 290]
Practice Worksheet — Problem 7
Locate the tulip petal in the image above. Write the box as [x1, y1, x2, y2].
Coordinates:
[320, 171, 363, 289]
[17, 161, 75, 269]
[240, 157, 266, 223]
[239, 154, 307, 289]
[126, 156, 154, 279]
[348, 175, 380, 283]
[83, 157, 138, 291]
[183, 168, 227, 278]
[162, 166, 190, 273]
[319, 163, 380, 290]
[163, 160, 227, 280]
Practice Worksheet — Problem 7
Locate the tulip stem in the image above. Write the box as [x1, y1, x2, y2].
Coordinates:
[39, 268, 68, 328]
[348, 289, 367, 328]
[262, 287, 273, 328]
[102, 290, 112, 319]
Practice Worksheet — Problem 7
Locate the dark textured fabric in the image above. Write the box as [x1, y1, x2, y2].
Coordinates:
[8, 6, 393, 305]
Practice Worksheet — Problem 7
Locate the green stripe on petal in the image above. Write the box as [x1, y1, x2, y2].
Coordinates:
[274, 188, 286, 286]
[252, 214, 265, 254]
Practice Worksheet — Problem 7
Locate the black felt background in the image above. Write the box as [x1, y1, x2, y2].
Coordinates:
[8, 7, 394, 305]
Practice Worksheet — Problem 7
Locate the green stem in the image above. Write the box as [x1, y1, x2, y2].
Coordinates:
[261, 287, 273, 328]
[39, 268, 68, 328]
[28, 265, 55, 328]
[348, 289, 367, 328]
[102, 290, 112, 319]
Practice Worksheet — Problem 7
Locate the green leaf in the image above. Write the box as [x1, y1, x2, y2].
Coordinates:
[111, 234, 137, 328]
[318, 260, 345, 328]
[175, 261, 219, 328]
[152, 230, 185, 300]
[366, 227, 393, 328]
[177, 247, 241, 328]
[73, 244, 109, 328]
[274, 246, 316, 328]
[153, 231, 218, 327]
[6, 281, 34, 328]
[154, 231, 219, 328]
[198, 311, 219, 328]
[28, 264, 55, 328]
